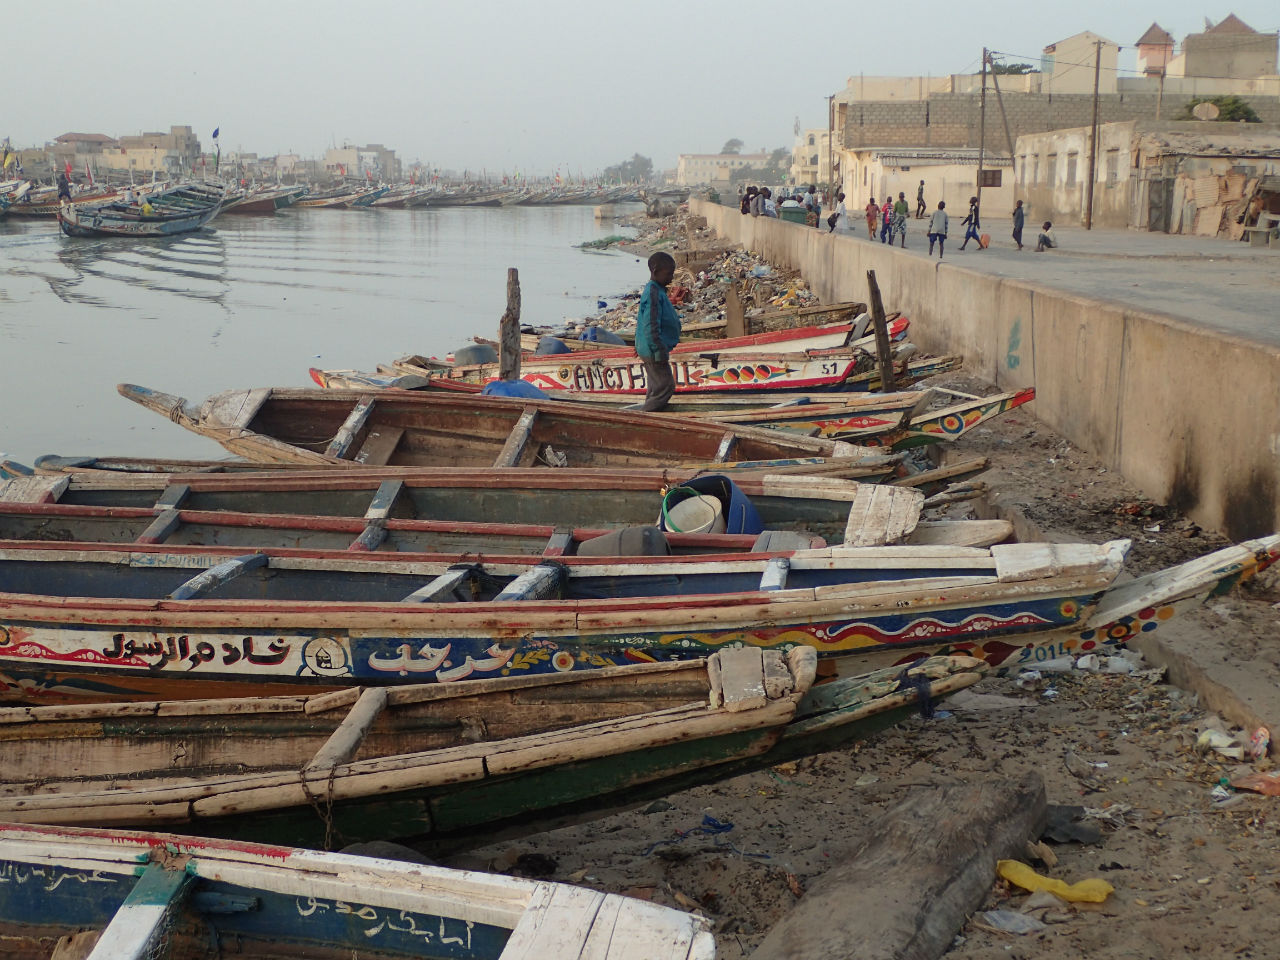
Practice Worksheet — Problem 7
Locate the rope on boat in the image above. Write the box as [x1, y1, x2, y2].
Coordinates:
[892, 666, 936, 719]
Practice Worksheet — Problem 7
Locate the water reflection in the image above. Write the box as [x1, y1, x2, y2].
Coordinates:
[50, 230, 230, 309]
[0, 205, 640, 464]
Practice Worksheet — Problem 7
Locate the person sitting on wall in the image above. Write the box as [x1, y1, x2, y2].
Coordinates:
[1035, 221, 1057, 252]
[762, 188, 778, 218]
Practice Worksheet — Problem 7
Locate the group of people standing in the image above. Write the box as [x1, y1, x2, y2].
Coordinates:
[738, 180, 1058, 256]
[861, 193, 910, 247]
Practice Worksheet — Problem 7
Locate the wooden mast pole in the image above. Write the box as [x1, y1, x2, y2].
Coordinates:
[498, 268, 522, 381]
[1085, 40, 1102, 230]
[866, 270, 896, 393]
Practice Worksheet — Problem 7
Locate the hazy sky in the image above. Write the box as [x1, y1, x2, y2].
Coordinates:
[8, 1, 1277, 175]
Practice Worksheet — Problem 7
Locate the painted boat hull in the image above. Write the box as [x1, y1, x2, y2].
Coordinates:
[0, 535, 1269, 705]
[397, 352, 960, 395]
[0, 654, 981, 849]
[0, 823, 714, 958]
[0, 535, 1267, 703]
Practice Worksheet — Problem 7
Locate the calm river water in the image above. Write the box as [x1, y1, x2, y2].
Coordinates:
[0, 204, 643, 464]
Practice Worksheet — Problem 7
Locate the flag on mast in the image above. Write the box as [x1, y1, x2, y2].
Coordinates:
[212, 127, 220, 174]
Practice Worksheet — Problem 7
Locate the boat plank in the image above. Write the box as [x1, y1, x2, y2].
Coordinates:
[136, 509, 181, 545]
[166, 553, 268, 600]
[305, 687, 389, 771]
[354, 427, 404, 466]
[494, 408, 539, 468]
[716, 646, 766, 712]
[0, 476, 69, 503]
[85, 862, 192, 960]
[324, 397, 376, 459]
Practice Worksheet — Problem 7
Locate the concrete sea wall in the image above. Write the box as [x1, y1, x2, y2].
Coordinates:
[692, 198, 1280, 540]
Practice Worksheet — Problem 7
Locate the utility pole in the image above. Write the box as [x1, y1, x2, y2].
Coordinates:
[987, 54, 1018, 189]
[827, 93, 835, 200]
[976, 48, 989, 210]
[1085, 39, 1102, 230]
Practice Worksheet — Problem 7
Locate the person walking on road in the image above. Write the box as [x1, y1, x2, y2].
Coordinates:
[958, 196, 982, 250]
[1012, 199, 1025, 250]
[915, 180, 926, 218]
[892, 192, 909, 247]
[827, 191, 846, 233]
[880, 198, 892, 243]
[864, 197, 880, 240]
[927, 201, 949, 258]
[635, 252, 681, 411]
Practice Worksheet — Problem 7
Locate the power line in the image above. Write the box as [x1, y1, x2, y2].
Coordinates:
[989, 47, 1279, 83]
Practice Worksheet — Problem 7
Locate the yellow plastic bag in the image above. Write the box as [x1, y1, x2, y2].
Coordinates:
[997, 859, 1114, 903]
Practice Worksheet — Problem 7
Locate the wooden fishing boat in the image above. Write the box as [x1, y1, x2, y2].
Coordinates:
[294, 187, 366, 208]
[7, 187, 118, 217]
[345, 186, 391, 207]
[221, 186, 301, 215]
[391, 349, 960, 396]
[0, 498, 829, 556]
[0, 470, 1009, 553]
[0, 651, 982, 848]
[116, 383, 887, 469]
[308, 369, 1034, 449]
[272, 184, 306, 208]
[517, 316, 906, 360]
[57, 182, 226, 238]
[0, 534, 1271, 703]
[0, 823, 714, 959]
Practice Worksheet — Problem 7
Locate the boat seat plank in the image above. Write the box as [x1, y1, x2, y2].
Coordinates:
[0, 475, 70, 504]
[305, 687, 389, 771]
[325, 397, 376, 459]
[350, 522, 388, 552]
[494, 562, 565, 601]
[991, 542, 1110, 583]
[209, 387, 270, 431]
[136, 509, 181, 545]
[716, 646, 767, 712]
[500, 883, 616, 960]
[844, 485, 923, 547]
[166, 553, 268, 601]
[153, 484, 190, 511]
[762, 650, 794, 699]
[400, 564, 480, 603]
[354, 427, 404, 466]
[543, 528, 575, 557]
[759, 557, 790, 591]
[364, 478, 404, 521]
[493, 407, 539, 468]
[85, 861, 193, 960]
[713, 431, 737, 463]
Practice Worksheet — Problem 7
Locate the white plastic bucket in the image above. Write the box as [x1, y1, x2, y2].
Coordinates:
[664, 494, 726, 534]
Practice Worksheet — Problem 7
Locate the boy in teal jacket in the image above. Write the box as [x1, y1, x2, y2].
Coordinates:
[635, 252, 681, 411]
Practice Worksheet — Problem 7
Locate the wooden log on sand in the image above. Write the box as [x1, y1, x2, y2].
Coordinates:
[751, 773, 1047, 960]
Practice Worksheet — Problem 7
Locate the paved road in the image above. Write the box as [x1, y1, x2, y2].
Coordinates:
[866, 220, 1280, 349]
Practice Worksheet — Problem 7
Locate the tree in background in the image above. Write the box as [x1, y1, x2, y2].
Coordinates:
[991, 62, 1036, 75]
[1179, 95, 1261, 123]
[729, 148, 791, 186]
[720, 138, 744, 155]
[603, 154, 654, 183]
